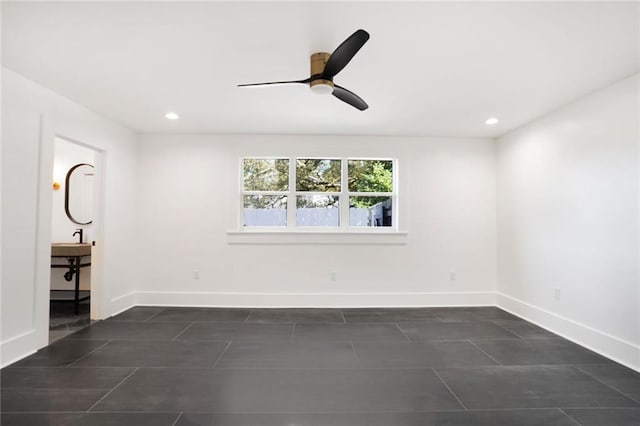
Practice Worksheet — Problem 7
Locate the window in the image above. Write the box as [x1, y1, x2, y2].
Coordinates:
[242, 158, 289, 227]
[347, 159, 393, 227]
[242, 157, 396, 230]
[296, 159, 341, 227]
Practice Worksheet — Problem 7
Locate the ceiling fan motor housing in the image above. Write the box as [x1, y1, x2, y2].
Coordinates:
[310, 52, 334, 93]
[237, 30, 368, 109]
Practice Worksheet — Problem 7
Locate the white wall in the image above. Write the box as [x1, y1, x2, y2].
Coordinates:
[496, 74, 640, 370]
[1, 68, 139, 366]
[135, 134, 497, 307]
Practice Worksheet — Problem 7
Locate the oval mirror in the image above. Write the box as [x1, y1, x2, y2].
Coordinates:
[65, 163, 94, 225]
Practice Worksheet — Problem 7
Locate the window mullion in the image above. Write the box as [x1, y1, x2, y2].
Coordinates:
[239, 158, 244, 228]
[287, 157, 296, 228]
[392, 158, 397, 229]
[243, 191, 289, 196]
[349, 192, 393, 197]
[340, 158, 348, 229]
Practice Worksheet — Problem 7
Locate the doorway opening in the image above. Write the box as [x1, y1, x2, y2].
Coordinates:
[49, 137, 102, 343]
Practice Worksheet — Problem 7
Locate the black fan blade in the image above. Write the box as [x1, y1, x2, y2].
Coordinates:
[322, 29, 369, 79]
[332, 85, 368, 111]
[238, 78, 310, 87]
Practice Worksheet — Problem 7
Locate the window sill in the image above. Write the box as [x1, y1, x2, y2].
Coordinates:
[226, 230, 409, 245]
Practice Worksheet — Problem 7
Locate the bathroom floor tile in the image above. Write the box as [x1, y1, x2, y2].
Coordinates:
[398, 321, 519, 341]
[474, 337, 613, 366]
[176, 409, 576, 426]
[49, 330, 77, 343]
[563, 408, 640, 425]
[293, 323, 408, 342]
[245, 308, 344, 323]
[67, 320, 189, 340]
[93, 367, 462, 412]
[352, 341, 498, 368]
[436, 365, 639, 409]
[215, 341, 360, 369]
[49, 301, 90, 329]
[73, 340, 229, 368]
[9, 339, 108, 367]
[176, 322, 294, 342]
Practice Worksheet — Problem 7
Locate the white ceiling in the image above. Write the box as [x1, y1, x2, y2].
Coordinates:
[2, 1, 638, 138]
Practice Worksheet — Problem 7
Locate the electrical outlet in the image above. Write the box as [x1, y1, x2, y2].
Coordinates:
[330, 271, 337, 282]
[554, 287, 561, 300]
[193, 270, 200, 280]
[450, 272, 456, 281]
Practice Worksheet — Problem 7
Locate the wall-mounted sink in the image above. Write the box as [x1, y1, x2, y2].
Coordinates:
[51, 243, 91, 257]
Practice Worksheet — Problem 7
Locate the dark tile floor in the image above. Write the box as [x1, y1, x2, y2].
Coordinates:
[48, 300, 92, 343]
[2, 306, 639, 425]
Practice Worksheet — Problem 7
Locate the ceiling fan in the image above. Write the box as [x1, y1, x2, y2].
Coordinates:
[238, 29, 370, 111]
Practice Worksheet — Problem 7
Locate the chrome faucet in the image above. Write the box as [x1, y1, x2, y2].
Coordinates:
[72, 228, 84, 244]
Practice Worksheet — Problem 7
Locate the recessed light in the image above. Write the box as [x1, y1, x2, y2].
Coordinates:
[485, 117, 499, 125]
[165, 112, 179, 120]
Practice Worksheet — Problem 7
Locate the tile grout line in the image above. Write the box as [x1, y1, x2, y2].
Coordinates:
[349, 339, 361, 363]
[558, 408, 584, 425]
[1, 407, 600, 415]
[574, 366, 640, 404]
[85, 367, 139, 412]
[171, 412, 184, 426]
[490, 321, 525, 339]
[432, 368, 468, 410]
[393, 322, 412, 342]
[2, 407, 634, 416]
[143, 312, 160, 322]
[141, 364, 614, 372]
[433, 313, 447, 322]
[145, 308, 167, 322]
[467, 339, 503, 366]
[171, 322, 194, 342]
[65, 340, 113, 367]
[211, 341, 232, 369]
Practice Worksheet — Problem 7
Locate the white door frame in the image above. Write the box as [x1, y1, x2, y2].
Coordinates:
[35, 115, 106, 349]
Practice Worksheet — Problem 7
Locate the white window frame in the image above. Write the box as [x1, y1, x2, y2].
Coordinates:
[238, 156, 398, 233]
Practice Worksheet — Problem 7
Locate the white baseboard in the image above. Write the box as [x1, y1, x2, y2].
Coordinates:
[134, 291, 496, 308]
[108, 291, 137, 318]
[497, 292, 640, 372]
[1, 329, 37, 368]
